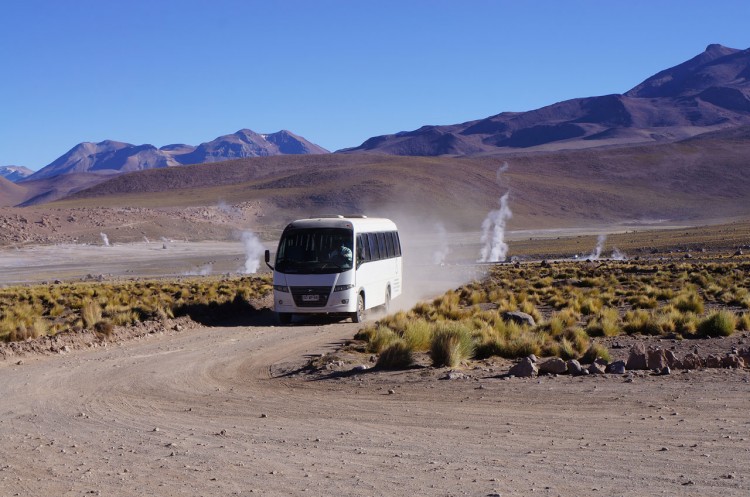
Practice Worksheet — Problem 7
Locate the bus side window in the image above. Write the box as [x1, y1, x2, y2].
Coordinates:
[385, 231, 395, 258]
[357, 234, 369, 264]
[393, 231, 402, 257]
[368, 233, 380, 260]
[376, 233, 386, 259]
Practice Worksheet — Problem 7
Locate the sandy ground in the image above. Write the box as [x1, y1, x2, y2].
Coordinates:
[1, 320, 749, 496]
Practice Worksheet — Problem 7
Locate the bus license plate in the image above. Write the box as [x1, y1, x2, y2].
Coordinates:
[302, 294, 320, 302]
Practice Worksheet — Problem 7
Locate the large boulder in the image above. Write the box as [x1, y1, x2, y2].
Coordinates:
[705, 355, 722, 368]
[606, 360, 627, 374]
[588, 361, 607, 374]
[539, 357, 567, 375]
[626, 343, 648, 370]
[508, 357, 538, 378]
[566, 359, 583, 375]
[681, 353, 703, 369]
[501, 311, 536, 327]
[647, 347, 668, 370]
[721, 354, 745, 369]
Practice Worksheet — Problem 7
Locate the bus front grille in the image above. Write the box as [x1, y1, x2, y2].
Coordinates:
[290, 286, 331, 307]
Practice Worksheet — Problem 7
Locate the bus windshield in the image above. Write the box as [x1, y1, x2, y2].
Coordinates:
[275, 227, 354, 274]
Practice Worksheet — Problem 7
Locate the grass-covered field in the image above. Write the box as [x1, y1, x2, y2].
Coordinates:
[357, 256, 750, 368]
[0, 275, 272, 342]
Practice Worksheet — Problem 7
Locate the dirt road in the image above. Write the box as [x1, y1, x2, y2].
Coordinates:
[1, 320, 749, 496]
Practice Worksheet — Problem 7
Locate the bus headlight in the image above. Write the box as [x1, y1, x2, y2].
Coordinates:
[333, 284, 354, 292]
[273, 285, 290, 293]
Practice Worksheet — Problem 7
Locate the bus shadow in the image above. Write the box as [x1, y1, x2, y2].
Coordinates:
[174, 297, 278, 327]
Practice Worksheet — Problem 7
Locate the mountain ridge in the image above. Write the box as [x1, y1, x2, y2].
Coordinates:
[341, 44, 750, 156]
[24, 129, 329, 182]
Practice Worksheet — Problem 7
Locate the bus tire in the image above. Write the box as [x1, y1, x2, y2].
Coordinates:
[351, 293, 365, 323]
[277, 313, 293, 325]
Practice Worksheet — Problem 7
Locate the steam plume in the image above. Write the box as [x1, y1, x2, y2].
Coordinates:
[588, 235, 606, 260]
[479, 192, 512, 262]
[611, 247, 627, 261]
[241, 231, 265, 274]
[100, 233, 110, 247]
[432, 222, 450, 265]
[479, 162, 512, 263]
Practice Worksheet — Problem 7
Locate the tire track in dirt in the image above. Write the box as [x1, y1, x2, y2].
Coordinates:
[1, 322, 750, 496]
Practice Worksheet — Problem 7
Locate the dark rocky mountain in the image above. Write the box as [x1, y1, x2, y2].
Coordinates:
[341, 44, 750, 156]
[0, 165, 34, 182]
[24, 129, 328, 182]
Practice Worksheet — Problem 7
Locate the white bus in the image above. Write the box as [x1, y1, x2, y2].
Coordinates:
[264, 215, 402, 324]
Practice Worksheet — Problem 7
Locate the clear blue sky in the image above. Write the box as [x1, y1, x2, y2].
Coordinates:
[2, 0, 749, 170]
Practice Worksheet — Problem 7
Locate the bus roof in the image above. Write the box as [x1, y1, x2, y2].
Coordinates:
[286, 216, 397, 232]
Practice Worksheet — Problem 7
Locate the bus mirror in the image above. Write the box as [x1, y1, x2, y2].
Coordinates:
[264, 250, 274, 271]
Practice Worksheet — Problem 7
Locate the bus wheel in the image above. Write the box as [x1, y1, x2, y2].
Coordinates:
[351, 294, 365, 323]
[277, 313, 293, 325]
[384, 287, 391, 314]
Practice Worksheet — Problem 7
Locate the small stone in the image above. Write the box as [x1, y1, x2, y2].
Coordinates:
[626, 344, 648, 370]
[260, 414, 267, 418]
[152, 427, 159, 432]
[588, 361, 606, 375]
[539, 357, 567, 375]
[660, 366, 671, 375]
[508, 357, 538, 378]
[387, 389, 395, 395]
[605, 360, 626, 374]
[566, 359, 583, 376]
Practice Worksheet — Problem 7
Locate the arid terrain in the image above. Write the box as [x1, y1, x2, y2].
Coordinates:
[1, 311, 749, 496]
[1, 222, 749, 496]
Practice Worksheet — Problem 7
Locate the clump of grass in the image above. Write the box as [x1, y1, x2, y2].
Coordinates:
[430, 322, 475, 367]
[81, 301, 103, 329]
[365, 326, 399, 354]
[738, 313, 750, 331]
[94, 320, 114, 337]
[402, 318, 432, 351]
[585, 307, 621, 337]
[697, 310, 737, 337]
[376, 339, 414, 369]
[581, 343, 611, 363]
[673, 291, 704, 314]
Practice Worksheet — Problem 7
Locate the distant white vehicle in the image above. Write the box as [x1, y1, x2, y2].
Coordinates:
[265, 215, 402, 324]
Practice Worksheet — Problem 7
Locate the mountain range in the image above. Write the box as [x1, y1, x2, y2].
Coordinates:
[15, 129, 328, 182]
[0, 166, 33, 182]
[341, 44, 750, 155]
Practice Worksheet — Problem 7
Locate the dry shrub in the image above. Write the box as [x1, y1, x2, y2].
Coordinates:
[673, 291, 704, 314]
[367, 326, 399, 354]
[402, 318, 432, 351]
[738, 313, 750, 331]
[81, 301, 102, 329]
[94, 320, 114, 337]
[581, 343, 611, 363]
[697, 310, 737, 338]
[585, 307, 621, 337]
[376, 339, 414, 369]
[430, 322, 475, 367]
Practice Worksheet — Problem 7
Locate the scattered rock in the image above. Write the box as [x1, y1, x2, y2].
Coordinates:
[387, 389, 395, 395]
[721, 354, 745, 369]
[508, 357, 538, 378]
[351, 364, 369, 372]
[681, 353, 703, 369]
[539, 357, 567, 375]
[527, 354, 538, 363]
[440, 371, 466, 380]
[660, 366, 671, 376]
[626, 343, 648, 370]
[588, 361, 606, 375]
[605, 360, 626, 374]
[566, 359, 583, 376]
[501, 311, 536, 328]
[647, 347, 668, 370]
[705, 355, 722, 368]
